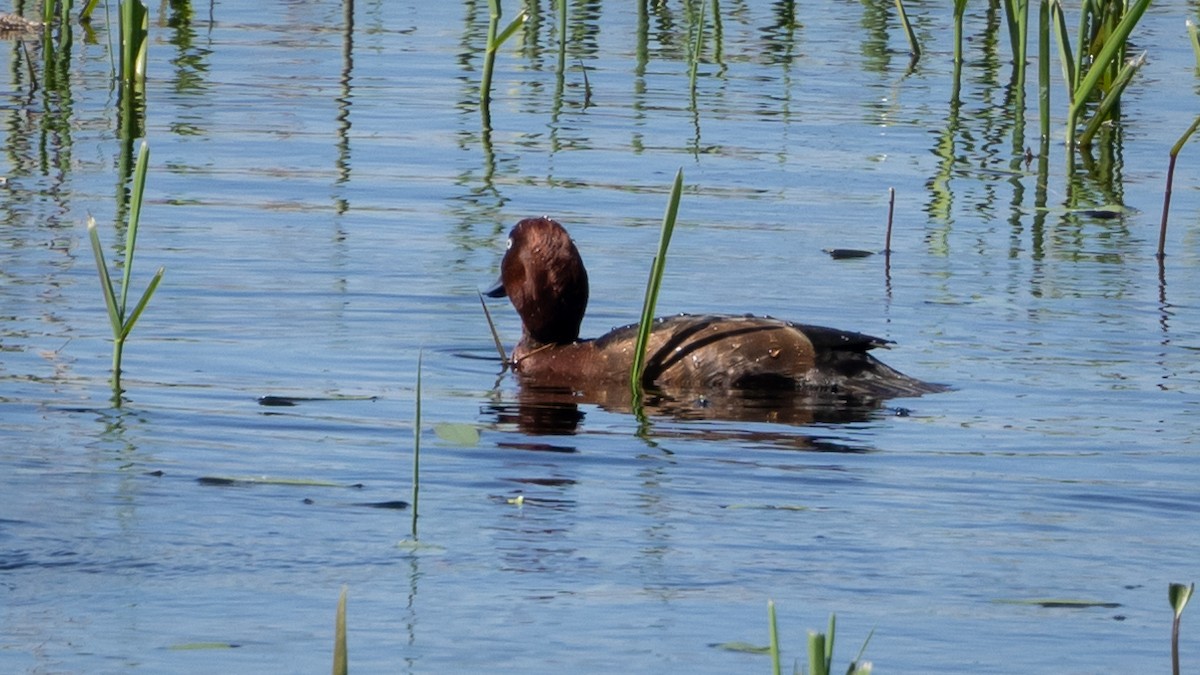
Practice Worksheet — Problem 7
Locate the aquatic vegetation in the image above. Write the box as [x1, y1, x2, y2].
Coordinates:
[687, 0, 706, 96]
[1050, 0, 1150, 150]
[1157, 115, 1200, 259]
[333, 586, 348, 675]
[630, 169, 683, 403]
[86, 141, 164, 401]
[1189, 20, 1200, 70]
[894, 0, 920, 61]
[479, 0, 527, 125]
[411, 352, 422, 539]
[119, 0, 148, 92]
[1170, 582, 1193, 675]
[478, 290, 508, 364]
[765, 603, 873, 675]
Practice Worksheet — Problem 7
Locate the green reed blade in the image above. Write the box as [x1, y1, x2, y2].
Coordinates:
[894, 0, 921, 60]
[332, 586, 347, 675]
[121, 141, 149, 316]
[1069, 0, 1149, 119]
[688, 0, 706, 93]
[79, 0, 100, 22]
[952, 0, 968, 64]
[1038, 0, 1051, 142]
[630, 169, 683, 397]
[807, 630, 828, 675]
[86, 217, 123, 337]
[120, 0, 148, 87]
[767, 600, 781, 675]
[1189, 20, 1200, 70]
[493, 11, 527, 49]
[118, 266, 164, 340]
[1050, 0, 1074, 97]
[1073, 0, 1090, 90]
[556, 0, 567, 76]
[851, 626, 876, 672]
[1077, 51, 1145, 148]
[824, 613, 836, 673]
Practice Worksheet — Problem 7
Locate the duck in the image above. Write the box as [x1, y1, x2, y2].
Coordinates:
[485, 217, 945, 401]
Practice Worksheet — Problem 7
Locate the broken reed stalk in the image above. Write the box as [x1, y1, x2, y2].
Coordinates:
[478, 291, 508, 364]
[1158, 115, 1200, 259]
[767, 600, 781, 675]
[411, 351, 422, 539]
[332, 586, 348, 675]
[885, 187, 895, 254]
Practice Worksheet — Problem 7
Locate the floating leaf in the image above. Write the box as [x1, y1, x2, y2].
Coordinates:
[994, 598, 1121, 609]
[434, 422, 481, 446]
[168, 642, 240, 651]
[711, 641, 770, 654]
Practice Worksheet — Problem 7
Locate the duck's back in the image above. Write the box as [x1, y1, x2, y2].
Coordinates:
[517, 314, 942, 399]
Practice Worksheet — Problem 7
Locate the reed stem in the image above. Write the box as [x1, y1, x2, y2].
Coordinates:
[630, 169, 684, 400]
[411, 351, 422, 539]
[1158, 115, 1200, 259]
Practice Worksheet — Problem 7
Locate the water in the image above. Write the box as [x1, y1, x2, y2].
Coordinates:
[2, 1, 1199, 672]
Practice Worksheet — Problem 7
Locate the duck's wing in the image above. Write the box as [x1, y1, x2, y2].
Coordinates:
[787, 322, 893, 353]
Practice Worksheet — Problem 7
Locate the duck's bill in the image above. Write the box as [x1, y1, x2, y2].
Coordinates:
[484, 278, 507, 298]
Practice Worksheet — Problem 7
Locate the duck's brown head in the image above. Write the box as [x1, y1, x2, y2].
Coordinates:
[486, 217, 589, 347]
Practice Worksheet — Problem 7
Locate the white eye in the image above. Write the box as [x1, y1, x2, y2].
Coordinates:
[506, 238, 513, 250]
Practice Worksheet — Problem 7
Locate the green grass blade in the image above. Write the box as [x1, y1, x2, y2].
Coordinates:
[79, 0, 101, 22]
[767, 600, 781, 675]
[1077, 51, 1145, 147]
[492, 11, 528, 52]
[849, 626, 876, 674]
[87, 217, 123, 337]
[1069, 0, 1149, 118]
[894, 0, 921, 60]
[630, 169, 683, 397]
[120, 141, 150, 316]
[1189, 20, 1200, 70]
[1050, 0, 1074, 97]
[688, 0, 706, 92]
[118, 266, 164, 340]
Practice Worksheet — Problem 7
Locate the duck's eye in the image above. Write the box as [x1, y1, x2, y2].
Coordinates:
[506, 238, 513, 250]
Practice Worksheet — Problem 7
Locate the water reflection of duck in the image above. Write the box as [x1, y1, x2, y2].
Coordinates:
[486, 217, 946, 405]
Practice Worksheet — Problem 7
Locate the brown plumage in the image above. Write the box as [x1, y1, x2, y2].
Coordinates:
[487, 217, 945, 400]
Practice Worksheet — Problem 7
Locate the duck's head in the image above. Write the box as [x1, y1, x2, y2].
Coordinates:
[486, 217, 590, 346]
